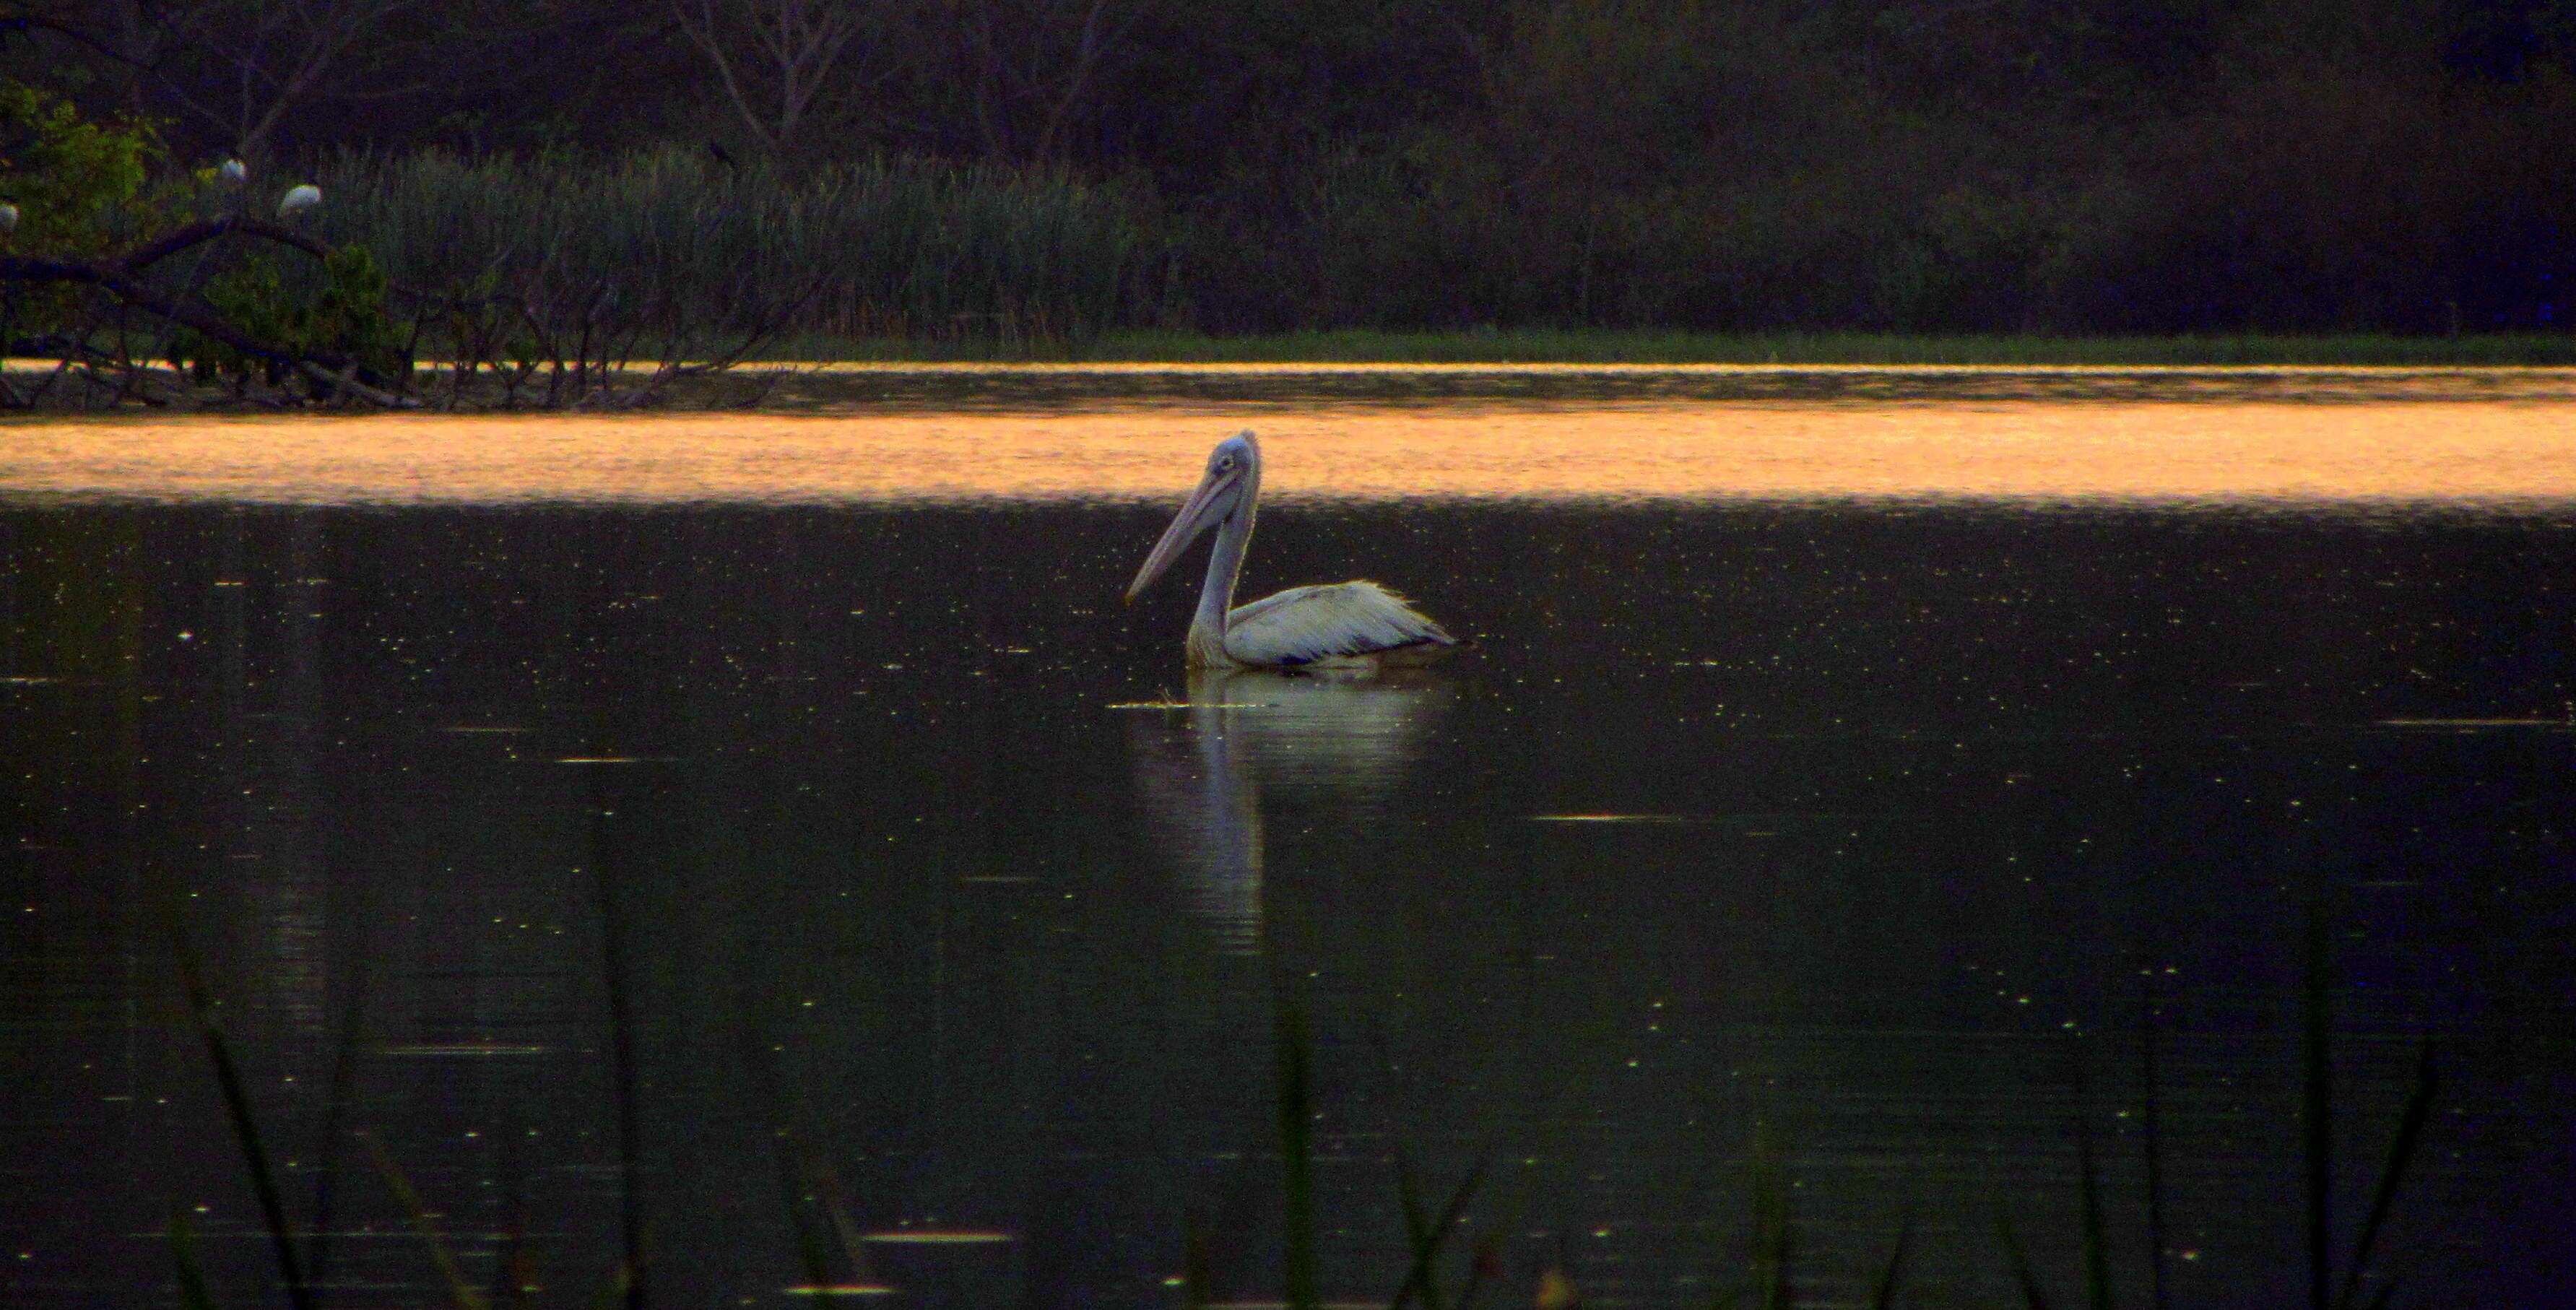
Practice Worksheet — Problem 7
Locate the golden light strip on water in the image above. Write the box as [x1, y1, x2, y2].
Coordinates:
[9, 398, 2576, 505]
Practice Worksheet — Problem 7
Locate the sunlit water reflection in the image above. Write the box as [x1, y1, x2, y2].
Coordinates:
[4, 376, 2572, 1308]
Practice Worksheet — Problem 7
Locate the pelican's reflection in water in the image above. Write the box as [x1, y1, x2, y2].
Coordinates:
[1127, 669, 1452, 953]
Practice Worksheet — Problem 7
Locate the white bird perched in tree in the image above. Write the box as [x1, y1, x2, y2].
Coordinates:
[1127, 430, 1459, 669]
[217, 158, 247, 188]
[0, 201, 17, 236]
[277, 184, 321, 219]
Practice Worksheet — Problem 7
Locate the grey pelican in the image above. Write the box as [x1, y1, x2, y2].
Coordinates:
[1126, 431, 1457, 669]
[277, 184, 321, 219]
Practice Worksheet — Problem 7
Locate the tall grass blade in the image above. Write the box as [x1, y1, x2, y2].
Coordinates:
[771, 1140, 839, 1295]
[1868, 1218, 1913, 1310]
[1275, 1002, 1317, 1310]
[172, 925, 316, 1310]
[2303, 902, 2332, 1310]
[497, 1114, 537, 1310]
[1392, 1152, 1431, 1310]
[1748, 1122, 1795, 1310]
[800, 1145, 885, 1291]
[1763, 1220, 1795, 1310]
[2078, 1121, 2111, 1310]
[591, 772, 649, 1310]
[1182, 1219, 1213, 1310]
[170, 1207, 217, 1310]
[1389, 1153, 1488, 1310]
[1454, 1239, 1501, 1310]
[584, 1263, 634, 1310]
[1536, 1267, 1581, 1309]
[304, 913, 376, 1286]
[1996, 1209, 2053, 1310]
[2138, 974, 2169, 1310]
[2334, 1041, 2438, 1310]
[357, 1129, 492, 1310]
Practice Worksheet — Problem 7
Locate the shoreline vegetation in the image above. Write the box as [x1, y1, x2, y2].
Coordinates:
[759, 330, 2576, 368]
[12, 333, 2576, 419]
[4, 131, 2574, 412]
[11, 0, 2576, 410]
[563, 331, 2576, 368]
[20, 331, 2576, 371]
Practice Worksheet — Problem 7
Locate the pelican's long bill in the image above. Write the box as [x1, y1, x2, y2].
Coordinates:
[1125, 461, 1242, 602]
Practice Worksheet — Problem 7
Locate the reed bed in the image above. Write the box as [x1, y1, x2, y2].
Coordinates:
[303, 148, 1153, 357]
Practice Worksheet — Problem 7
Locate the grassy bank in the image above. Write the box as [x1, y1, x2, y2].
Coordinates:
[761, 329, 2576, 367]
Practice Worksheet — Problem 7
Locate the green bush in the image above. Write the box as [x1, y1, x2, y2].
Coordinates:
[168, 245, 409, 394]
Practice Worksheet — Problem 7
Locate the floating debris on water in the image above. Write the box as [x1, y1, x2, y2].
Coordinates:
[374, 1044, 550, 1057]
[1530, 814, 1701, 824]
[1107, 700, 1270, 710]
[2376, 717, 2570, 728]
[1195, 1302, 1388, 1309]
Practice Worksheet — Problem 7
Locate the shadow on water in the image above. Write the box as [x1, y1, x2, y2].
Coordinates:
[1, 495, 2569, 1308]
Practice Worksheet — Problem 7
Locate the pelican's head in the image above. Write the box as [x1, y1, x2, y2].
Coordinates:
[217, 158, 247, 188]
[1126, 431, 1262, 602]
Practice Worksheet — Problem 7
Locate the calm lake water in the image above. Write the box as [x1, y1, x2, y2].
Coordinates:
[4, 370, 2573, 1309]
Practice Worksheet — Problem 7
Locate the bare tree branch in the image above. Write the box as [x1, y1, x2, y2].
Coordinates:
[671, 0, 872, 157]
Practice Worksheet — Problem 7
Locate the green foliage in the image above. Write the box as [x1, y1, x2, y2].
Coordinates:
[168, 245, 409, 394]
[311, 245, 407, 381]
[0, 82, 169, 259]
[0, 80, 178, 333]
[183, 257, 290, 386]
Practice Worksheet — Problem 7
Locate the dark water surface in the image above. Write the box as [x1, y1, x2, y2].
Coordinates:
[4, 490, 2572, 1308]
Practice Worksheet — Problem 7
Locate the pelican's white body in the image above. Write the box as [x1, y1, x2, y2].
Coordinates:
[277, 185, 321, 218]
[1194, 581, 1450, 669]
[1130, 432, 1457, 670]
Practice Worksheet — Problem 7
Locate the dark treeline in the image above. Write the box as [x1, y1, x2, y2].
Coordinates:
[7, 0, 2576, 335]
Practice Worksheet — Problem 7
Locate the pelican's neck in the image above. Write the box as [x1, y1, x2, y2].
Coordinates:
[1188, 485, 1256, 665]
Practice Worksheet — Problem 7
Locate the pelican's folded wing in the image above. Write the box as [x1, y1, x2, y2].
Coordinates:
[1224, 581, 1455, 666]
